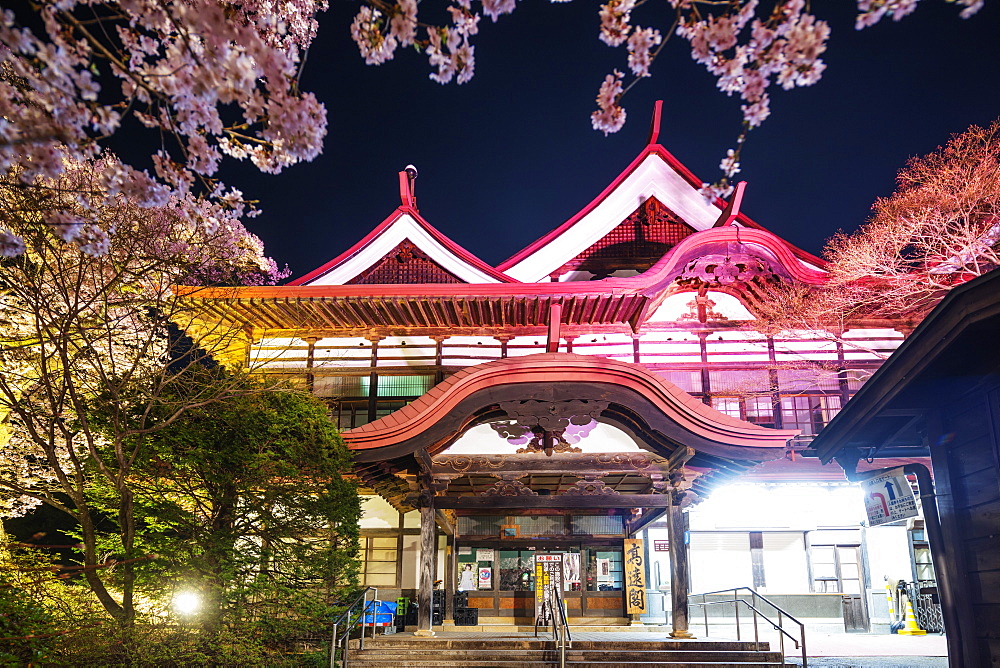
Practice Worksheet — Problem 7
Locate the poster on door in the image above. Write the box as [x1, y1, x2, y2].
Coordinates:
[478, 567, 492, 589]
[563, 552, 581, 590]
[533, 553, 563, 625]
[623, 538, 647, 614]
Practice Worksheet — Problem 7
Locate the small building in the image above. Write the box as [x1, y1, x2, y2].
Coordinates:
[810, 270, 1000, 667]
[179, 103, 924, 635]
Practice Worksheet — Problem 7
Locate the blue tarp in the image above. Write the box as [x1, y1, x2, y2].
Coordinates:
[361, 600, 396, 626]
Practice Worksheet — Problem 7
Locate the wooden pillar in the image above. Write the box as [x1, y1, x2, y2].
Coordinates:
[443, 533, 456, 627]
[667, 494, 695, 638]
[304, 336, 318, 393]
[414, 484, 437, 637]
[366, 336, 382, 423]
[698, 332, 712, 406]
[431, 335, 448, 385]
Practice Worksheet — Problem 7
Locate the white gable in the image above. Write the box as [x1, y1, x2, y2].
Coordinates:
[441, 422, 643, 455]
[303, 213, 504, 285]
[648, 291, 756, 322]
[503, 152, 721, 283]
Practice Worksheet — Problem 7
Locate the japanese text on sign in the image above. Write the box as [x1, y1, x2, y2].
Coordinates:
[623, 538, 647, 614]
[861, 468, 918, 526]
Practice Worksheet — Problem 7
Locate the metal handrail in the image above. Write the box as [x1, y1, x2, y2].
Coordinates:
[551, 586, 572, 668]
[328, 586, 378, 668]
[689, 586, 807, 668]
[532, 588, 572, 668]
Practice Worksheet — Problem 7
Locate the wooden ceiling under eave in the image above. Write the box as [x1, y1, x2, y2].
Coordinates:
[175, 292, 651, 332]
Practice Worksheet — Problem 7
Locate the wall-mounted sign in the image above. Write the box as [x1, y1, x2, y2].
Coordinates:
[861, 468, 918, 527]
[476, 548, 495, 562]
[479, 567, 492, 589]
[624, 538, 647, 614]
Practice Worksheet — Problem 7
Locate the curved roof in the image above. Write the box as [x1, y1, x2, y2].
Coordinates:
[288, 173, 514, 285]
[345, 352, 799, 462]
[497, 140, 826, 282]
[174, 226, 826, 331]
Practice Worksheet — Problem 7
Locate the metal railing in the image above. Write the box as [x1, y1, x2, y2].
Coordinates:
[690, 586, 807, 668]
[533, 588, 572, 668]
[328, 586, 378, 668]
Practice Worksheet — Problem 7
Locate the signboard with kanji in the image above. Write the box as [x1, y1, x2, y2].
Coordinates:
[533, 554, 563, 625]
[623, 538, 647, 614]
[861, 468, 918, 526]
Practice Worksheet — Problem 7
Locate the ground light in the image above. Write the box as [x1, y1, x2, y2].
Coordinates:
[172, 591, 201, 616]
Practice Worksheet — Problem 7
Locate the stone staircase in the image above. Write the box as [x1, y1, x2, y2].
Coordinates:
[345, 635, 789, 667]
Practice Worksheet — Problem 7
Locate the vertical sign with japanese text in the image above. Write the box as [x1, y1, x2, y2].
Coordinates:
[624, 538, 647, 614]
[533, 553, 563, 625]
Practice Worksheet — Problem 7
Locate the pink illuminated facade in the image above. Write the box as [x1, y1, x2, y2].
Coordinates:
[181, 104, 926, 633]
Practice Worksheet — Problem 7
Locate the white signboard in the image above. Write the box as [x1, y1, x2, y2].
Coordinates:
[476, 548, 495, 562]
[478, 567, 492, 589]
[862, 468, 918, 526]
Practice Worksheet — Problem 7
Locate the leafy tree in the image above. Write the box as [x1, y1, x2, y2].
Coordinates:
[0, 157, 286, 625]
[93, 371, 361, 642]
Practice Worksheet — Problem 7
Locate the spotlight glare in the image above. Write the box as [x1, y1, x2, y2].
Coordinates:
[173, 591, 200, 615]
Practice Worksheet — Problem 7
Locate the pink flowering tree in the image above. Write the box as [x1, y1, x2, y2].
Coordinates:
[0, 0, 328, 257]
[0, 157, 286, 624]
[348, 0, 985, 199]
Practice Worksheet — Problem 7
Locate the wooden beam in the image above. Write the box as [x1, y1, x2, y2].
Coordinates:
[628, 506, 669, 536]
[546, 301, 562, 353]
[431, 453, 672, 476]
[434, 494, 672, 509]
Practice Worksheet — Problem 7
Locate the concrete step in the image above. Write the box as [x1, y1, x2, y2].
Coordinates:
[348, 661, 787, 667]
[345, 638, 789, 667]
[350, 651, 786, 663]
[354, 638, 772, 651]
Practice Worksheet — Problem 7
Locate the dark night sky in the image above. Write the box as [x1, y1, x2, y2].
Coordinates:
[221, 0, 1000, 278]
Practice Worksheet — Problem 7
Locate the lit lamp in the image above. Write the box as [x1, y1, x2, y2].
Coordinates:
[172, 591, 201, 616]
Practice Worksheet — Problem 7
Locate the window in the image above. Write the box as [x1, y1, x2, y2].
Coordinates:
[809, 544, 862, 594]
[710, 397, 776, 427]
[359, 535, 399, 587]
[908, 523, 936, 587]
[587, 549, 624, 591]
[780, 395, 842, 435]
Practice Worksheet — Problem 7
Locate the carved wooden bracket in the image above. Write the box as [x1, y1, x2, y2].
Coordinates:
[561, 475, 620, 497]
[498, 399, 608, 432]
[480, 474, 538, 497]
[680, 251, 780, 287]
[433, 454, 509, 472]
[430, 474, 462, 494]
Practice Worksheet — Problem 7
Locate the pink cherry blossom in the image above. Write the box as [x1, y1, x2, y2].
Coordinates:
[591, 70, 627, 135]
[351, 7, 398, 65]
[599, 0, 635, 47]
[391, 0, 419, 47]
[482, 0, 517, 22]
[627, 27, 661, 78]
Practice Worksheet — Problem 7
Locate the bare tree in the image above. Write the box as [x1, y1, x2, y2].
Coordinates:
[754, 117, 1000, 349]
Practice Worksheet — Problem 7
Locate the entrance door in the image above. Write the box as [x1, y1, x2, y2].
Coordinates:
[811, 544, 869, 632]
